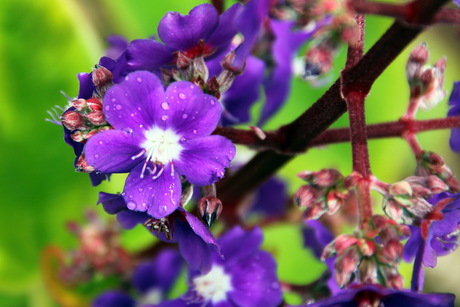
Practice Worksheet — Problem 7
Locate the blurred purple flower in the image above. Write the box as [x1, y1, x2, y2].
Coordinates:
[93, 249, 183, 307]
[85, 71, 235, 218]
[159, 226, 283, 307]
[403, 192, 460, 291]
[293, 284, 455, 307]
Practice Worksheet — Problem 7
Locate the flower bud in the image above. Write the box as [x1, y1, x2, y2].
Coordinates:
[335, 247, 360, 287]
[358, 258, 378, 285]
[92, 66, 112, 87]
[72, 98, 87, 111]
[198, 196, 223, 228]
[62, 110, 86, 130]
[86, 98, 103, 111]
[86, 110, 107, 126]
[295, 185, 318, 208]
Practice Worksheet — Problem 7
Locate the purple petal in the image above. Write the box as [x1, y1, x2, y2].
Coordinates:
[117, 210, 150, 229]
[98, 192, 127, 214]
[221, 56, 265, 126]
[103, 71, 167, 133]
[303, 220, 334, 259]
[174, 136, 235, 186]
[228, 250, 282, 307]
[92, 291, 135, 307]
[403, 226, 422, 262]
[85, 129, 143, 173]
[175, 211, 217, 273]
[105, 35, 128, 60]
[216, 227, 263, 267]
[164, 82, 222, 137]
[158, 4, 219, 51]
[77, 72, 95, 99]
[448, 81, 460, 106]
[123, 163, 181, 218]
[259, 20, 314, 126]
[249, 175, 287, 216]
[132, 249, 183, 294]
[207, 3, 243, 59]
[127, 39, 174, 71]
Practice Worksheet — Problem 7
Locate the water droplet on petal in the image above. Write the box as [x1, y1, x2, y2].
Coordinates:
[141, 202, 148, 209]
[123, 128, 133, 135]
[182, 113, 188, 119]
[125, 76, 130, 81]
[116, 104, 122, 110]
[138, 188, 144, 192]
[193, 129, 197, 134]
[94, 154, 100, 159]
[158, 205, 168, 215]
[105, 105, 110, 111]
[127, 201, 137, 210]
[211, 99, 216, 105]
[111, 98, 116, 103]
[179, 93, 186, 99]
[137, 77, 142, 82]
[161, 102, 170, 110]
[161, 115, 168, 121]
[98, 141, 104, 145]
[139, 124, 143, 128]
[121, 192, 126, 196]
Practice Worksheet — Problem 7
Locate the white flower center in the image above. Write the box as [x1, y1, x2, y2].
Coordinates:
[193, 265, 233, 304]
[141, 127, 182, 165]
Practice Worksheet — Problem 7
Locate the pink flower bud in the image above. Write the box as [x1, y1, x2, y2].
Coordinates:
[92, 66, 112, 87]
[333, 234, 358, 255]
[295, 185, 318, 208]
[335, 247, 360, 287]
[70, 131, 85, 143]
[389, 181, 412, 196]
[358, 258, 378, 285]
[62, 110, 86, 130]
[86, 98, 103, 111]
[86, 110, 107, 126]
[72, 98, 88, 111]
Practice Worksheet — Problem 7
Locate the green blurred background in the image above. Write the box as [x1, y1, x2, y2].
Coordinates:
[1, 0, 460, 306]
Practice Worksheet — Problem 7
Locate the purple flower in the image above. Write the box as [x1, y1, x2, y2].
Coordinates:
[447, 81, 460, 152]
[98, 192, 219, 273]
[85, 71, 235, 218]
[293, 284, 455, 307]
[93, 249, 183, 307]
[159, 226, 283, 307]
[403, 192, 460, 291]
[127, 3, 242, 71]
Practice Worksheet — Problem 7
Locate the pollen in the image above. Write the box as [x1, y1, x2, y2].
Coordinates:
[193, 265, 232, 304]
[141, 127, 183, 165]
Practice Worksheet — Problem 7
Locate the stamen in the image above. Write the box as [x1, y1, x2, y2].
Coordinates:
[152, 165, 165, 180]
[131, 149, 146, 160]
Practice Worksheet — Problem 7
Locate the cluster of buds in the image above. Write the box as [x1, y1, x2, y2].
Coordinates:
[294, 168, 350, 220]
[163, 49, 243, 99]
[415, 151, 459, 192]
[406, 43, 446, 112]
[59, 211, 132, 284]
[322, 216, 409, 289]
[382, 176, 449, 225]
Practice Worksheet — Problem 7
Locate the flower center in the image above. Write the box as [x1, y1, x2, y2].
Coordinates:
[193, 265, 232, 304]
[141, 127, 182, 165]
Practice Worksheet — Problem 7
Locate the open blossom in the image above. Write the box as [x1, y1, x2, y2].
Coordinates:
[448, 81, 460, 152]
[159, 226, 283, 307]
[127, 3, 242, 71]
[85, 71, 235, 218]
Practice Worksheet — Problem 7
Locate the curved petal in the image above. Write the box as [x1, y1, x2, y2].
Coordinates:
[85, 129, 143, 173]
[127, 39, 174, 71]
[103, 71, 167, 133]
[117, 210, 149, 230]
[158, 4, 218, 51]
[216, 226, 263, 267]
[98, 192, 127, 214]
[123, 163, 181, 218]
[174, 136, 235, 186]
[164, 81, 222, 137]
[228, 251, 282, 307]
[207, 3, 243, 59]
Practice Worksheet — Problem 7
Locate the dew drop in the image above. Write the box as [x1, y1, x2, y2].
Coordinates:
[193, 129, 197, 134]
[158, 205, 168, 215]
[121, 192, 126, 196]
[182, 113, 188, 119]
[138, 188, 144, 192]
[127, 201, 137, 210]
[141, 202, 148, 209]
[139, 124, 143, 128]
[125, 76, 130, 81]
[179, 93, 186, 99]
[161, 102, 170, 110]
[98, 141, 104, 145]
[123, 127, 133, 135]
[137, 107, 142, 111]
[137, 77, 142, 82]
[210, 99, 216, 105]
[161, 115, 168, 121]
[94, 154, 100, 159]
[111, 98, 117, 103]
[116, 104, 122, 110]
[105, 105, 110, 111]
